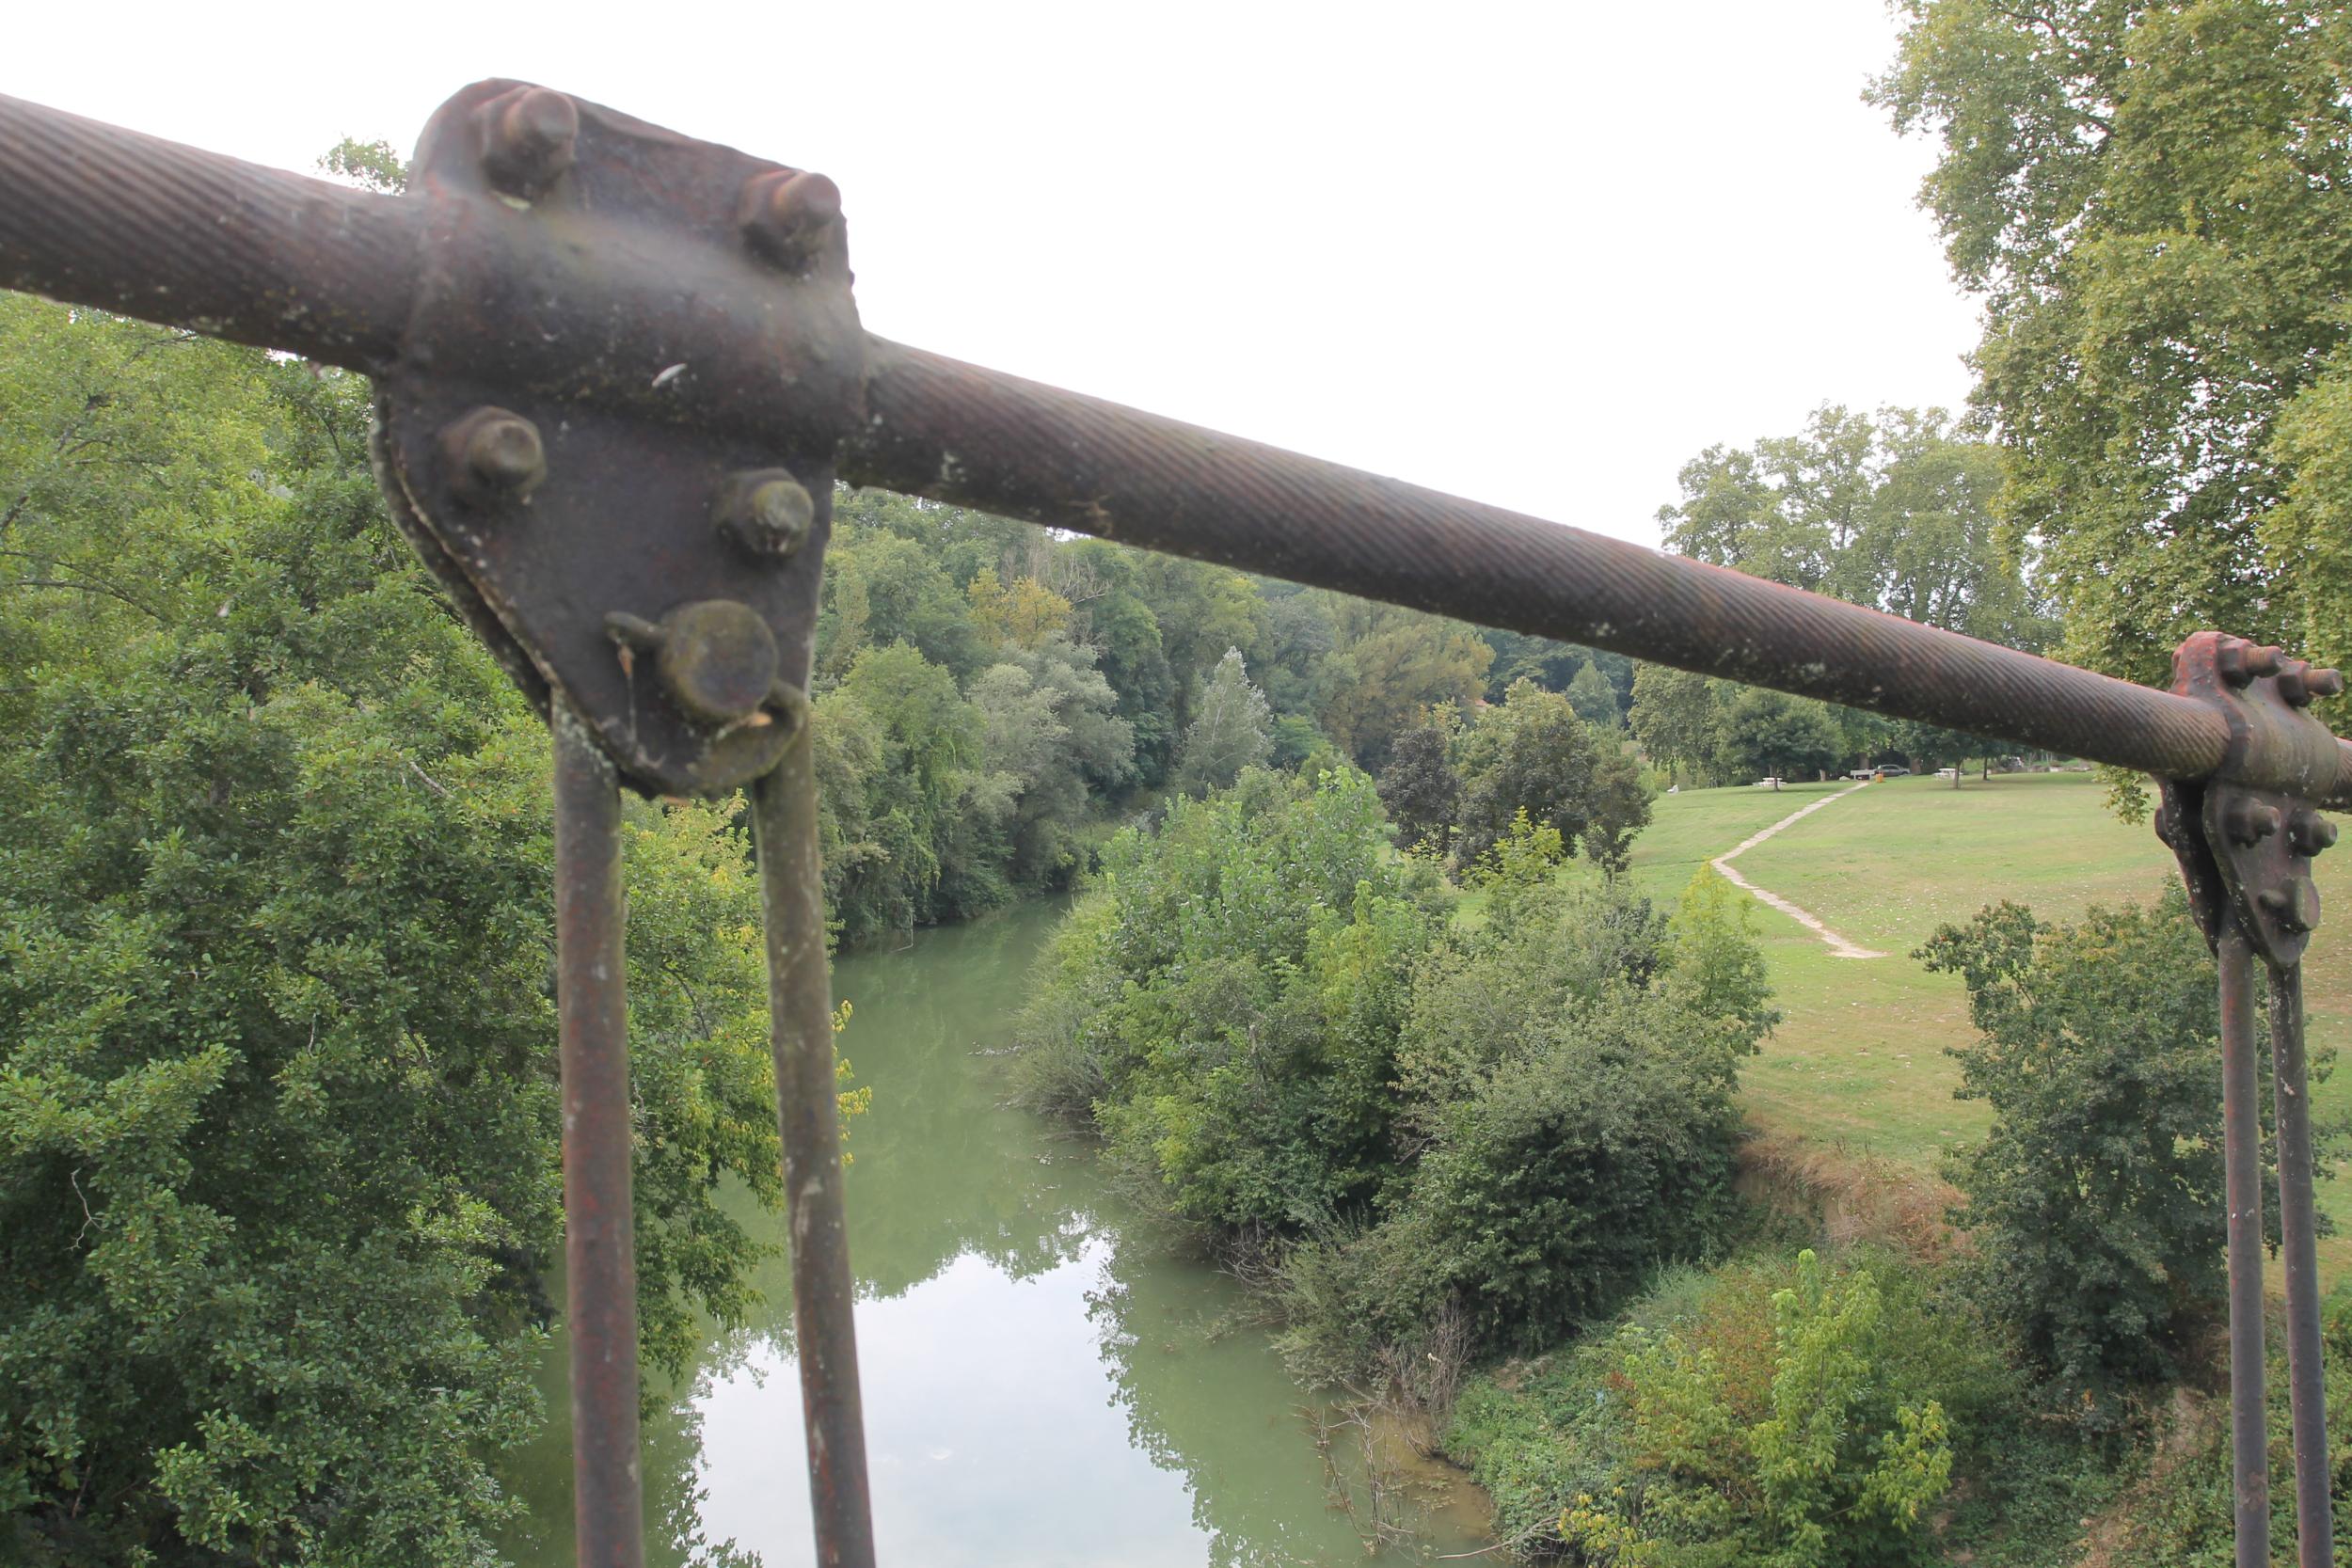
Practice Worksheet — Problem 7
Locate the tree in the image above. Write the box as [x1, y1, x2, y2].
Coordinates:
[1565, 659, 1621, 728]
[971, 635, 1135, 885]
[1875, 2, 2352, 689]
[1173, 647, 1272, 796]
[1454, 680, 1654, 873]
[1712, 689, 1845, 786]
[0, 299, 809, 1560]
[1629, 662, 1720, 786]
[1917, 892, 2343, 1424]
[1376, 717, 1460, 853]
[1659, 404, 2043, 649]
[1314, 598, 1493, 766]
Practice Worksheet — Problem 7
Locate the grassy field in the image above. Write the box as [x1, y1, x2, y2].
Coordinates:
[1619, 770, 2352, 1282]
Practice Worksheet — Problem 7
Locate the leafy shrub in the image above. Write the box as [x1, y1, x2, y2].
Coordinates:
[1447, 1247, 2013, 1568]
[1918, 888, 2343, 1425]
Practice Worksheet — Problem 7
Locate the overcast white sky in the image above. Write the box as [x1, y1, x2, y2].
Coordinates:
[7, 0, 1979, 548]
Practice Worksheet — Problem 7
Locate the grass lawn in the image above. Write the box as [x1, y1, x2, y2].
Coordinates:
[1621, 770, 2352, 1283]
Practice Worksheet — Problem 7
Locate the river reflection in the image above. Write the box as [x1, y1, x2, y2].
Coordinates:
[501, 899, 1487, 1567]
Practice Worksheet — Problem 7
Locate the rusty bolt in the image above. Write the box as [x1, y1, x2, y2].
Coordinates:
[2259, 878, 2321, 934]
[2225, 798, 2283, 846]
[2278, 659, 2315, 706]
[2309, 667, 2345, 700]
[715, 469, 815, 558]
[2291, 810, 2340, 857]
[440, 407, 546, 504]
[652, 600, 780, 726]
[739, 169, 842, 272]
[2219, 640, 2285, 687]
[483, 87, 579, 199]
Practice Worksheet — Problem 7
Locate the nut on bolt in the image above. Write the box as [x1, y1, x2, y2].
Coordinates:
[608, 601, 788, 730]
[715, 469, 815, 558]
[440, 406, 546, 505]
[482, 86, 579, 199]
[2291, 809, 2340, 857]
[2224, 797, 2283, 847]
[2217, 638, 2285, 687]
[739, 169, 842, 272]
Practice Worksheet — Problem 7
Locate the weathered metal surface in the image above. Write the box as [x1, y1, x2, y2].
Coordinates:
[2168, 633, 2343, 967]
[2217, 924, 2270, 1568]
[753, 749, 878, 1568]
[553, 709, 647, 1568]
[5, 86, 2350, 1568]
[2268, 969, 2335, 1568]
[8, 89, 2349, 800]
[370, 81, 861, 796]
[842, 338, 2352, 800]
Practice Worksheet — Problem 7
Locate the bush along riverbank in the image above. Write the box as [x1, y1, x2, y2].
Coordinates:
[1009, 766, 2352, 1565]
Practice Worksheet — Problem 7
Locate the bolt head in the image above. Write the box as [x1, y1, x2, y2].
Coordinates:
[654, 600, 780, 726]
[2226, 798, 2283, 846]
[440, 407, 546, 503]
[2279, 659, 2315, 706]
[2260, 878, 2321, 934]
[2293, 811, 2340, 856]
[483, 87, 579, 199]
[740, 169, 842, 272]
[715, 469, 815, 558]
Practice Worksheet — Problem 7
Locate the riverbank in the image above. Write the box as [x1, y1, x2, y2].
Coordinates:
[500, 898, 1491, 1567]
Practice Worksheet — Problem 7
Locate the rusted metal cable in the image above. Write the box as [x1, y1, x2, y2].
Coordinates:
[552, 709, 648, 1568]
[2217, 923, 2269, 1568]
[753, 745, 877, 1568]
[2268, 965, 2334, 1568]
[843, 338, 2352, 800]
[6, 89, 2345, 800]
[0, 93, 414, 372]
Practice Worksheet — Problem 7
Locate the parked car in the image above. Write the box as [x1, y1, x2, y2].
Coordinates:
[1875, 764, 1911, 777]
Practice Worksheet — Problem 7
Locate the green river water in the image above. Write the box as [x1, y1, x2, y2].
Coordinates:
[501, 897, 1491, 1567]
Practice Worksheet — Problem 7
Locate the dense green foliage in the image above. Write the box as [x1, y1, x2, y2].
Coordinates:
[1014, 765, 1772, 1386]
[1454, 682, 1653, 877]
[1878, 1, 2352, 691]
[1920, 891, 2344, 1425]
[0, 303, 791, 1562]
[1445, 1247, 2038, 1568]
[807, 487, 1638, 944]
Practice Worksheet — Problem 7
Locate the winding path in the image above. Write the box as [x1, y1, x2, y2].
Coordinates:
[1709, 782, 1887, 959]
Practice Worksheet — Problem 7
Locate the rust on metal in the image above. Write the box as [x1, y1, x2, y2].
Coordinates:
[553, 707, 648, 1568]
[2268, 968, 2335, 1568]
[5, 83, 2352, 1568]
[369, 81, 858, 797]
[2216, 921, 2269, 1568]
[754, 744, 878, 1568]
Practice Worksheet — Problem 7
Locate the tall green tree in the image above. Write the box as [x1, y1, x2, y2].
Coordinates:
[1876, 1, 2352, 687]
[1659, 404, 2043, 650]
[0, 300, 797, 1561]
[1454, 680, 1654, 874]
[1375, 717, 1460, 854]
[1628, 662, 1720, 786]
[1314, 599, 1493, 766]
[1173, 647, 1273, 797]
[1712, 689, 1846, 786]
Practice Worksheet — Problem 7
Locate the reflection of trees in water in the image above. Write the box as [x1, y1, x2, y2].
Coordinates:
[519, 899, 1471, 1566]
[499, 1333, 762, 1568]
[1084, 1240, 1421, 1568]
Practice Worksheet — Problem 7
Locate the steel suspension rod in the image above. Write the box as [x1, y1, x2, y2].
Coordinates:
[2217, 923, 2272, 1568]
[552, 708, 648, 1568]
[6, 88, 2351, 800]
[2267, 964, 2334, 1568]
[753, 743, 878, 1568]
